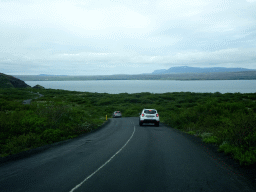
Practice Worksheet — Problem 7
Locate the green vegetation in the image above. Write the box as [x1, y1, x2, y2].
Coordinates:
[0, 88, 256, 166]
[0, 73, 30, 88]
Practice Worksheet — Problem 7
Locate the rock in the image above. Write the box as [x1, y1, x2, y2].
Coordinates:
[33, 84, 45, 89]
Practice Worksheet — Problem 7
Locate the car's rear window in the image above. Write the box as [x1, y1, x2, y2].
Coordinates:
[115, 111, 121, 113]
[144, 110, 156, 114]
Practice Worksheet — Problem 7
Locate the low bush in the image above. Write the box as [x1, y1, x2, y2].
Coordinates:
[1, 133, 43, 156]
[202, 136, 218, 144]
[219, 142, 256, 165]
[186, 131, 196, 135]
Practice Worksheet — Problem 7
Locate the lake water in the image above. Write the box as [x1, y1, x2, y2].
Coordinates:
[25, 80, 256, 94]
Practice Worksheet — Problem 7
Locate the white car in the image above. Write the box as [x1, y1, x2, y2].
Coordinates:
[112, 111, 122, 118]
[139, 109, 159, 127]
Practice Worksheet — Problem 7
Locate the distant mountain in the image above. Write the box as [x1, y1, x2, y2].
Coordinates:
[152, 66, 256, 74]
[0, 73, 31, 88]
[39, 74, 68, 76]
[13, 71, 256, 81]
[151, 69, 167, 74]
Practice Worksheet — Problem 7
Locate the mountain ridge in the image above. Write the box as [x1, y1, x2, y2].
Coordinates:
[14, 71, 256, 81]
[152, 66, 256, 74]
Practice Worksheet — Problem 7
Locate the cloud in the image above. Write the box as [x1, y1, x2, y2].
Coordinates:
[48, 48, 256, 68]
[157, 0, 209, 18]
[0, 0, 256, 75]
[167, 48, 256, 66]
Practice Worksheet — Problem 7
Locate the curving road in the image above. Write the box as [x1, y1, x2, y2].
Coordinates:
[0, 117, 255, 192]
[23, 92, 44, 104]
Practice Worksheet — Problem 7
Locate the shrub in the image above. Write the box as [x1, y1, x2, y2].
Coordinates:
[1, 133, 43, 156]
[187, 131, 196, 135]
[203, 136, 218, 144]
[233, 147, 256, 165]
[219, 142, 256, 165]
[41, 129, 63, 144]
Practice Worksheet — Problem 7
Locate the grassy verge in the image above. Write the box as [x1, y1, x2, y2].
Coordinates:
[0, 88, 255, 165]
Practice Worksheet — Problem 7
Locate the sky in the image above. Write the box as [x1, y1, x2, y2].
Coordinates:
[0, 0, 256, 75]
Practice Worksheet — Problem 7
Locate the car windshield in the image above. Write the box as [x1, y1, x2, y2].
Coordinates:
[144, 110, 156, 114]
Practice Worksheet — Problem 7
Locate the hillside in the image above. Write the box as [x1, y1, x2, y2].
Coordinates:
[14, 71, 256, 81]
[0, 73, 30, 88]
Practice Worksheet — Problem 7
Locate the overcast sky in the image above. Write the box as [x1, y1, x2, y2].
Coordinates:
[1, 0, 256, 75]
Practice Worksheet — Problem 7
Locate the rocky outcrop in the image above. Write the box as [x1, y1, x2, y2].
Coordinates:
[0, 73, 31, 88]
[33, 84, 45, 89]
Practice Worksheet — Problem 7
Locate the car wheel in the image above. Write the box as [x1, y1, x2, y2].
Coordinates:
[139, 121, 143, 126]
[155, 122, 159, 127]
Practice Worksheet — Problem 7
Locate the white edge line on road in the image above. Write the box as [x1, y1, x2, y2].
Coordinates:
[70, 126, 136, 192]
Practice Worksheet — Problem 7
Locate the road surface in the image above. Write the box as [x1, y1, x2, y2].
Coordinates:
[0, 117, 255, 192]
[23, 92, 44, 104]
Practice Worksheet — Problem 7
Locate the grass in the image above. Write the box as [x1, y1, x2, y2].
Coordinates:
[0, 88, 256, 165]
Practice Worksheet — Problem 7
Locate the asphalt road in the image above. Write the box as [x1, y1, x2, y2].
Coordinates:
[0, 117, 255, 192]
[23, 92, 44, 104]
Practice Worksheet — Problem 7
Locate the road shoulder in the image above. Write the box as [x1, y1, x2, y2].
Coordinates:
[163, 124, 256, 190]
